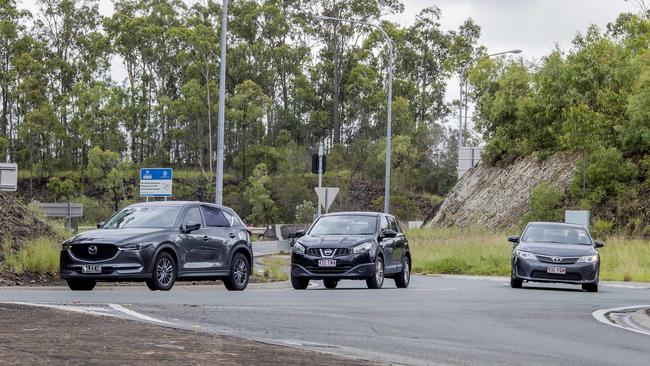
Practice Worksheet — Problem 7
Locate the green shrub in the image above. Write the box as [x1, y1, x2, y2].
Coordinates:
[78, 195, 113, 225]
[592, 219, 614, 238]
[2, 237, 60, 274]
[295, 200, 315, 223]
[571, 147, 638, 205]
[523, 182, 564, 222]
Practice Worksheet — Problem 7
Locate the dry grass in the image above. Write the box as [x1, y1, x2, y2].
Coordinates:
[406, 228, 650, 282]
[259, 255, 289, 282]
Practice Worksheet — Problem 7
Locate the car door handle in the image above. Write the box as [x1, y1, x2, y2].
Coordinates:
[229, 233, 236, 238]
[202, 236, 209, 242]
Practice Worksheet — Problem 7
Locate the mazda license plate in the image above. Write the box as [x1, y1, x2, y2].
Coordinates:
[318, 259, 337, 267]
[547, 266, 566, 275]
[82, 265, 102, 274]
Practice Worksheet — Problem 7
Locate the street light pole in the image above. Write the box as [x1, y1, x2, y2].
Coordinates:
[458, 49, 521, 147]
[215, 0, 228, 205]
[314, 15, 394, 213]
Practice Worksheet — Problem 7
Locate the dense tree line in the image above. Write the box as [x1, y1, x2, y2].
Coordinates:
[1, 0, 480, 223]
[468, 9, 650, 235]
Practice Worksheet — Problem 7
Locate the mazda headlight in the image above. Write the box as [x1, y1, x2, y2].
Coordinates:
[120, 242, 154, 251]
[515, 250, 536, 261]
[293, 242, 305, 254]
[353, 242, 373, 254]
[577, 254, 599, 263]
[61, 239, 73, 250]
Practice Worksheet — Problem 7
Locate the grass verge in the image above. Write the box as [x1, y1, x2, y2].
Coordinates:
[257, 256, 289, 282]
[406, 227, 650, 282]
[2, 237, 60, 274]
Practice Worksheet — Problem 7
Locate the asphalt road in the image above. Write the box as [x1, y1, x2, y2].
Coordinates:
[2, 277, 649, 365]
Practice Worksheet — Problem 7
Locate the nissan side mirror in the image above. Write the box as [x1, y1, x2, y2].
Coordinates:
[507, 236, 519, 244]
[96, 222, 105, 229]
[183, 222, 201, 234]
[383, 229, 398, 238]
[291, 230, 305, 239]
[594, 240, 605, 248]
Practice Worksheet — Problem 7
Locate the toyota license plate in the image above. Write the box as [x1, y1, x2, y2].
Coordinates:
[547, 266, 566, 275]
[318, 259, 337, 267]
[82, 265, 102, 274]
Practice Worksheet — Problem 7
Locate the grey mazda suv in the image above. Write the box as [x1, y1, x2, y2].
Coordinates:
[60, 201, 253, 291]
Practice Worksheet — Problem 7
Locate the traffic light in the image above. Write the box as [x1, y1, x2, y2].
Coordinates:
[311, 154, 326, 174]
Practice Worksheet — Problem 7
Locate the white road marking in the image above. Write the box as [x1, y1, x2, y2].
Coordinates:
[592, 305, 650, 337]
[1, 301, 121, 318]
[0, 301, 171, 326]
[108, 303, 171, 324]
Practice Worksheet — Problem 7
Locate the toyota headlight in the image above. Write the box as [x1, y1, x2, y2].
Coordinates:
[120, 242, 154, 251]
[577, 254, 599, 263]
[353, 242, 373, 254]
[293, 242, 305, 254]
[515, 250, 536, 261]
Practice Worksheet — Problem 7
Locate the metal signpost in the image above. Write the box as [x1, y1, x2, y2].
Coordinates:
[139, 168, 173, 200]
[0, 163, 18, 192]
[318, 142, 323, 216]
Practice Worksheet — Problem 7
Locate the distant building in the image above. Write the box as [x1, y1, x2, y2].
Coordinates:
[457, 146, 483, 178]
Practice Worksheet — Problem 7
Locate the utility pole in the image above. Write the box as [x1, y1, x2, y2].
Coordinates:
[317, 141, 323, 216]
[215, 0, 228, 205]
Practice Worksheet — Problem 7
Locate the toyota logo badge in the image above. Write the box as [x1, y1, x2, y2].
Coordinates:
[551, 256, 561, 262]
[88, 245, 98, 255]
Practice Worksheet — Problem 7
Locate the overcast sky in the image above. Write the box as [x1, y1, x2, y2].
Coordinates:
[19, 0, 639, 127]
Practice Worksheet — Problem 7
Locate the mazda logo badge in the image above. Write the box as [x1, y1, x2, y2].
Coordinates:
[323, 249, 333, 256]
[552, 256, 561, 262]
[88, 245, 98, 255]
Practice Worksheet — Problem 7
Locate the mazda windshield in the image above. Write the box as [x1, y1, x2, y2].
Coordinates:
[521, 224, 591, 245]
[309, 215, 377, 236]
[103, 206, 181, 229]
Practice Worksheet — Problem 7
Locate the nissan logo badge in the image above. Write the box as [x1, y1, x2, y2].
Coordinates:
[323, 249, 333, 256]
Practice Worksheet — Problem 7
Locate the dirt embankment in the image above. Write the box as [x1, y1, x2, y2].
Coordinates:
[428, 153, 579, 229]
[0, 194, 54, 251]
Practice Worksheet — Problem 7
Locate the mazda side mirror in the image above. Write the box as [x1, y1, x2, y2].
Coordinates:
[383, 229, 398, 238]
[291, 230, 305, 239]
[507, 236, 519, 244]
[183, 222, 201, 234]
[96, 222, 105, 229]
[594, 240, 605, 248]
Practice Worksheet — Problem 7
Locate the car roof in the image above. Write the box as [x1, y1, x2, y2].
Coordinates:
[322, 211, 384, 217]
[526, 222, 586, 229]
[127, 201, 230, 210]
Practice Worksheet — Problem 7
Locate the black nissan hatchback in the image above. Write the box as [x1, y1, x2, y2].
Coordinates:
[290, 212, 411, 290]
[510, 222, 604, 292]
[60, 201, 253, 291]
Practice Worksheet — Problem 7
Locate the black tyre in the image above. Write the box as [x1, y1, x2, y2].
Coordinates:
[582, 283, 598, 292]
[510, 277, 523, 288]
[323, 279, 339, 289]
[149, 252, 177, 291]
[291, 275, 309, 290]
[66, 279, 96, 291]
[394, 256, 411, 288]
[224, 253, 250, 291]
[366, 257, 385, 289]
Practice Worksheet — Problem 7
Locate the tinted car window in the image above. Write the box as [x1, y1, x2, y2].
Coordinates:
[182, 207, 203, 227]
[522, 224, 591, 245]
[387, 217, 399, 232]
[310, 216, 377, 236]
[201, 206, 229, 227]
[104, 206, 181, 229]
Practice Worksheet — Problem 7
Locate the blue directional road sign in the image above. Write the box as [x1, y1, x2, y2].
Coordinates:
[140, 168, 173, 197]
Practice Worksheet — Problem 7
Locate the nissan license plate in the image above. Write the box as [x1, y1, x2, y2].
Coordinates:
[547, 266, 566, 275]
[318, 259, 337, 267]
[82, 265, 102, 274]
